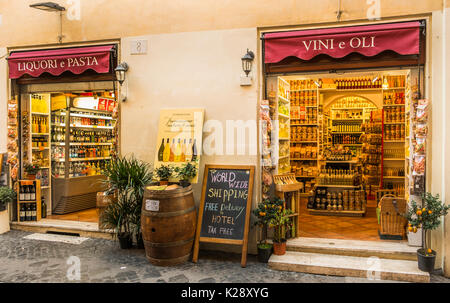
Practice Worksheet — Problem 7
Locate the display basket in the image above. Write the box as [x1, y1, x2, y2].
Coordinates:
[378, 194, 407, 240]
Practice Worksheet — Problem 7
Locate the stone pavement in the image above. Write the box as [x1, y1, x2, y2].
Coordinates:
[0, 230, 449, 283]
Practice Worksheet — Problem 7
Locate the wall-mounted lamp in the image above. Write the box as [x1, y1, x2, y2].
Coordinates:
[115, 63, 129, 102]
[115, 62, 129, 86]
[241, 49, 255, 77]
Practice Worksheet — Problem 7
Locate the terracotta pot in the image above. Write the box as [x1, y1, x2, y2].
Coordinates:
[273, 241, 287, 255]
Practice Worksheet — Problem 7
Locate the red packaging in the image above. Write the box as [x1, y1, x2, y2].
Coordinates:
[98, 98, 108, 111]
[107, 100, 117, 112]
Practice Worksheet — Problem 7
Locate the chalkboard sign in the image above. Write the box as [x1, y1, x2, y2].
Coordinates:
[192, 165, 255, 267]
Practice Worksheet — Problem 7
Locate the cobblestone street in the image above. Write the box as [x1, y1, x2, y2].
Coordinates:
[0, 230, 449, 283]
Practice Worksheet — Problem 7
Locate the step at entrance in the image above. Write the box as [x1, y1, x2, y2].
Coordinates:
[269, 251, 429, 283]
[286, 237, 418, 260]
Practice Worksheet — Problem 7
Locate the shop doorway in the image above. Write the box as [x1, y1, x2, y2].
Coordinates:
[19, 90, 118, 224]
[266, 68, 418, 242]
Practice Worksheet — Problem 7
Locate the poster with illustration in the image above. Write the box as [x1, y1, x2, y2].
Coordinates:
[154, 108, 205, 183]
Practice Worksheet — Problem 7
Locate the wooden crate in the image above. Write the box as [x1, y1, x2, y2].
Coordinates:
[17, 180, 41, 222]
[379, 195, 407, 240]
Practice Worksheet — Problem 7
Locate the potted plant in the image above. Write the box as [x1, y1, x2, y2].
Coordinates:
[155, 164, 173, 185]
[0, 186, 16, 234]
[101, 156, 153, 249]
[100, 189, 134, 249]
[252, 198, 281, 263]
[268, 200, 293, 256]
[174, 162, 197, 187]
[24, 163, 40, 180]
[405, 193, 450, 272]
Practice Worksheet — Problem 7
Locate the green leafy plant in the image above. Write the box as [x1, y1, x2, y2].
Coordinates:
[405, 193, 450, 256]
[0, 186, 16, 211]
[252, 197, 284, 246]
[155, 164, 173, 181]
[24, 163, 40, 175]
[268, 205, 293, 244]
[101, 155, 153, 242]
[174, 162, 197, 182]
[100, 189, 134, 238]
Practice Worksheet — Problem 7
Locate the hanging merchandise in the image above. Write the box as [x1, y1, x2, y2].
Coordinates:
[7, 98, 19, 183]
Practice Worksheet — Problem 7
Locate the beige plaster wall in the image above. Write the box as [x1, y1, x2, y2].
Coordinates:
[119, 28, 259, 253]
[0, 0, 443, 47]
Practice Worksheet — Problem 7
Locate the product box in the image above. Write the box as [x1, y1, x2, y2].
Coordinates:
[321, 78, 336, 89]
[98, 98, 108, 111]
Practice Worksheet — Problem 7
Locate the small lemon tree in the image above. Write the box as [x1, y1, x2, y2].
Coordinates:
[252, 197, 284, 247]
[405, 193, 450, 256]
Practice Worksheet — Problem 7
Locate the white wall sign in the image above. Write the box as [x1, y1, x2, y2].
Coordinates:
[130, 40, 148, 55]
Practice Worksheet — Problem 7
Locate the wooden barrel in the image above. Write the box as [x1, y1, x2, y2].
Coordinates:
[141, 185, 197, 266]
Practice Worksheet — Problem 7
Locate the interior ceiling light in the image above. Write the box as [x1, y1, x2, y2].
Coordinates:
[30, 2, 66, 12]
[372, 76, 379, 83]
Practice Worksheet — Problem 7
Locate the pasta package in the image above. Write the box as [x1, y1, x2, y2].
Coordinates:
[413, 155, 425, 175]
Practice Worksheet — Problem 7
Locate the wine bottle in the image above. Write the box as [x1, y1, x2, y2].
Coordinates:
[180, 139, 186, 162]
[185, 139, 193, 162]
[20, 204, 26, 222]
[30, 184, 36, 201]
[192, 139, 198, 162]
[19, 185, 25, 201]
[169, 139, 175, 162]
[158, 139, 165, 162]
[174, 139, 181, 162]
[24, 185, 30, 201]
[163, 138, 170, 162]
[26, 204, 32, 221]
[31, 203, 37, 221]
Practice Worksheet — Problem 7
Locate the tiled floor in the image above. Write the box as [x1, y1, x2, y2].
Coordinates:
[47, 208, 99, 223]
[297, 200, 395, 242]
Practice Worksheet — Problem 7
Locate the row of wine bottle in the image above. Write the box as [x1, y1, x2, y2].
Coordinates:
[19, 184, 37, 201]
[157, 138, 198, 162]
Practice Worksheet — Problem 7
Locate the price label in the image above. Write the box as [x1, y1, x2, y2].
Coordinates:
[145, 199, 160, 212]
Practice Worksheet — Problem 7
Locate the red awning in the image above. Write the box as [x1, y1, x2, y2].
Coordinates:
[264, 22, 421, 64]
[8, 45, 115, 79]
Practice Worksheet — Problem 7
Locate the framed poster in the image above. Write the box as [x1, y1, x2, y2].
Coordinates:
[154, 108, 205, 183]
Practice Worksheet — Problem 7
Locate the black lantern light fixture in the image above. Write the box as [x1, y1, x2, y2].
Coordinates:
[30, 2, 66, 12]
[241, 49, 255, 77]
[30, 2, 66, 43]
[115, 62, 129, 86]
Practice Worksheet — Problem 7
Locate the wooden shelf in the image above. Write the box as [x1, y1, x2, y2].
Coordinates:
[291, 124, 318, 126]
[308, 208, 366, 217]
[383, 104, 405, 107]
[291, 158, 318, 161]
[316, 184, 361, 188]
[31, 112, 49, 116]
[290, 141, 318, 144]
[383, 158, 404, 161]
[325, 160, 358, 164]
[383, 87, 406, 90]
[384, 140, 405, 143]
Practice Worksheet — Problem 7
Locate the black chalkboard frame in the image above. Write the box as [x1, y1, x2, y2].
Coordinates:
[192, 164, 255, 268]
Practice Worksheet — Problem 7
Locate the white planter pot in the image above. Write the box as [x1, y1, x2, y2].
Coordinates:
[407, 228, 422, 247]
[0, 209, 10, 234]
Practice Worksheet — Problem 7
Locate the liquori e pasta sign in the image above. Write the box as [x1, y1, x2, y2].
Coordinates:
[8, 45, 114, 79]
